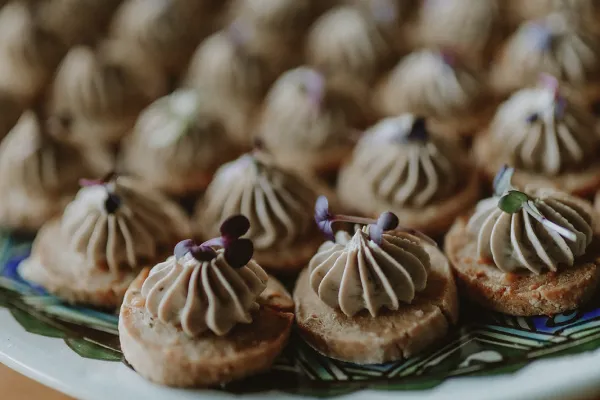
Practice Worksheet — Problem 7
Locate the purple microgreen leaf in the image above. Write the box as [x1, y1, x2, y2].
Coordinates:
[368, 223, 384, 245]
[220, 215, 250, 240]
[174, 239, 195, 260]
[314, 196, 331, 225]
[318, 221, 335, 240]
[224, 238, 254, 268]
[190, 245, 218, 262]
[377, 211, 399, 231]
[493, 165, 515, 197]
[315, 195, 380, 239]
[104, 193, 121, 214]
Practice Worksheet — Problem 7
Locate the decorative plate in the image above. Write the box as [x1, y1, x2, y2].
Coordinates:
[1, 230, 600, 400]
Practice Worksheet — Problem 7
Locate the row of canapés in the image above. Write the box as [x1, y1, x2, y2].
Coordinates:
[1, 0, 600, 150]
[1, 72, 598, 235]
[15, 159, 600, 387]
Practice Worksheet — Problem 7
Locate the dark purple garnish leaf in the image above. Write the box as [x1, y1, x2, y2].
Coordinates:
[220, 215, 250, 241]
[104, 193, 121, 214]
[314, 195, 331, 224]
[190, 245, 218, 262]
[314, 195, 335, 239]
[368, 224, 384, 245]
[377, 212, 399, 231]
[224, 238, 254, 268]
[174, 239, 195, 259]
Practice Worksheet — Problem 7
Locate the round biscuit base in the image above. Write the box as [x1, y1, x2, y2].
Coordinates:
[294, 242, 459, 364]
[119, 270, 294, 387]
[446, 218, 600, 316]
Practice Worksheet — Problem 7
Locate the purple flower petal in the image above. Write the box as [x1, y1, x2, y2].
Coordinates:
[220, 215, 250, 240]
[174, 239, 195, 259]
[224, 238, 254, 268]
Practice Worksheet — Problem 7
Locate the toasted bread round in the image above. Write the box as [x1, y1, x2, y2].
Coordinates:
[474, 132, 600, 197]
[446, 217, 600, 316]
[294, 242, 458, 364]
[119, 269, 294, 387]
[337, 167, 480, 236]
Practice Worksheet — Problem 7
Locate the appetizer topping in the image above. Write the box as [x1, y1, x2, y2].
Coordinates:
[174, 215, 253, 269]
[142, 219, 267, 336]
[310, 197, 433, 316]
[489, 76, 598, 175]
[492, 13, 600, 89]
[258, 67, 361, 152]
[200, 151, 317, 250]
[467, 166, 593, 274]
[344, 115, 466, 207]
[61, 175, 189, 272]
[378, 49, 487, 119]
[306, 6, 392, 82]
[314, 195, 435, 246]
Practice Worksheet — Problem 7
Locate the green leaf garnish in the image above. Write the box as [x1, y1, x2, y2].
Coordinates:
[498, 190, 530, 214]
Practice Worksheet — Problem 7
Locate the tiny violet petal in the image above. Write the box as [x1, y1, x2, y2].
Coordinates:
[220, 215, 250, 239]
[174, 239, 195, 259]
[191, 245, 218, 262]
[224, 239, 254, 268]
[314, 196, 331, 225]
[318, 220, 335, 240]
[368, 224, 384, 245]
[377, 212, 399, 231]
